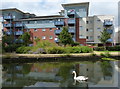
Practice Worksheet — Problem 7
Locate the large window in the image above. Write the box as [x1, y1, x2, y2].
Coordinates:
[42, 29, 46, 32]
[49, 36, 53, 39]
[49, 28, 52, 31]
[34, 29, 37, 32]
[42, 36, 46, 40]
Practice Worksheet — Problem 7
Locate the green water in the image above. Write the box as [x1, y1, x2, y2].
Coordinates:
[2, 60, 120, 88]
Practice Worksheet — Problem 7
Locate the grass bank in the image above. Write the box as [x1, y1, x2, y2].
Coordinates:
[2, 51, 120, 63]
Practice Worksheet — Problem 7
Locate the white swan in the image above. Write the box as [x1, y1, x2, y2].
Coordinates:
[72, 71, 88, 82]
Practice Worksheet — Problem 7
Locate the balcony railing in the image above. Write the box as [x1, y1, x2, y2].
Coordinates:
[107, 38, 113, 42]
[68, 28, 75, 33]
[3, 16, 13, 20]
[67, 10, 76, 16]
[15, 31, 23, 35]
[54, 21, 64, 26]
[106, 29, 113, 34]
[68, 19, 75, 25]
[104, 20, 113, 26]
[3, 23, 12, 27]
[54, 30, 62, 34]
[15, 23, 24, 27]
[15, 39, 23, 43]
[54, 38, 59, 43]
[6, 31, 12, 35]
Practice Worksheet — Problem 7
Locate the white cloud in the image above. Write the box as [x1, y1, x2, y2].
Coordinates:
[1, 0, 119, 29]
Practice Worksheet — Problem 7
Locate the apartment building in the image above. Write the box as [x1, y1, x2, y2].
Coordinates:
[0, 2, 114, 46]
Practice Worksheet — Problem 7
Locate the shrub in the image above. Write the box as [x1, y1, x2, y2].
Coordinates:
[65, 46, 93, 53]
[106, 46, 120, 51]
[81, 46, 93, 53]
[94, 47, 105, 51]
[72, 42, 80, 46]
[94, 46, 120, 51]
[46, 47, 65, 54]
[4, 44, 22, 52]
[36, 40, 56, 48]
[16, 46, 31, 53]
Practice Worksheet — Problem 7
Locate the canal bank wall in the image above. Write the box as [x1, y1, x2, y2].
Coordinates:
[2, 52, 120, 63]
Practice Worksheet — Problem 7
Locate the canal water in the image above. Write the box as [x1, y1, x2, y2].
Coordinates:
[2, 60, 120, 89]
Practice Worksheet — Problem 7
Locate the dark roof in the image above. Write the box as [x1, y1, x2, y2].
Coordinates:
[62, 2, 89, 7]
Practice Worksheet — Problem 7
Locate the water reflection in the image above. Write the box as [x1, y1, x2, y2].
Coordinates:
[2, 61, 119, 88]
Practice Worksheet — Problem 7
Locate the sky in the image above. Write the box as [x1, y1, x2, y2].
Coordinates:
[0, 0, 119, 32]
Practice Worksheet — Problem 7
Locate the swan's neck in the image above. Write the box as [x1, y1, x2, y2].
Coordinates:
[73, 72, 77, 79]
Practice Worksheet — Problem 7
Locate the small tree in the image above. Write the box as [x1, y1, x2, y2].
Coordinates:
[99, 28, 111, 50]
[58, 26, 74, 46]
[21, 32, 32, 46]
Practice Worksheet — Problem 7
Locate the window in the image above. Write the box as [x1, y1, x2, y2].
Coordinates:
[98, 36, 100, 39]
[42, 29, 46, 32]
[28, 21, 30, 24]
[86, 29, 88, 31]
[80, 26, 83, 30]
[50, 28, 52, 31]
[97, 28, 101, 31]
[35, 21, 37, 23]
[34, 36, 37, 39]
[86, 36, 88, 39]
[49, 36, 53, 39]
[89, 21, 92, 23]
[97, 19, 101, 22]
[49, 20, 53, 23]
[86, 21, 89, 24]
[89, 29, 93, 32]
[34, 29, 37, 32]
[42, 36, 46, 40]
[79, 35, 85, 38]
[89, 36, 93, 40]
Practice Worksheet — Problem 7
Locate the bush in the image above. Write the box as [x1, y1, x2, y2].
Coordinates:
[106, 46, 120, 51]
[94, 46, 120, 51]
[94, 47, 105, 51]
[72, 42, 80, 46]
[65, 46, 93, 53]
[3, 44, 22, 52]
[16, 46, 31, 53]
[46, 47, 65, 54]
[81, 46, 93, 53]
[36, 40, 56, 48]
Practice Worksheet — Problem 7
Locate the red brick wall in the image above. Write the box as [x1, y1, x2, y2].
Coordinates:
[76, 18, 86, 46]
[29, 28, 56, 45]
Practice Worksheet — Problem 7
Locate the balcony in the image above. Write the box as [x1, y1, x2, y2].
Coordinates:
[6, 31, 12, 35]
[15, 39, 23, 43]
[68, 19, 75, 25]
[54, 38, 59, 43]
[3, 16, 13, 20]
[104, 20, 113, 26]
[54, 21, 64, 26]
[107, 38, 113, 42]
[54, 30, 62, 35]
[15, 31, 23, 35]
[68, 28, 75, 34]
[67, 10, 76, 17]
[3, 23, 12, 27]
[106, 29, 113, 34]
[15, 23, 24, 27]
